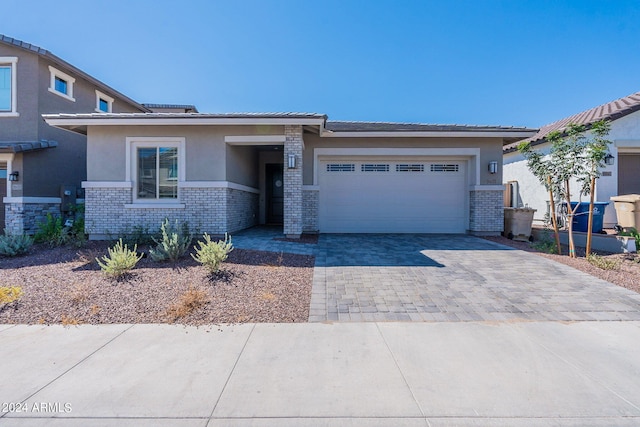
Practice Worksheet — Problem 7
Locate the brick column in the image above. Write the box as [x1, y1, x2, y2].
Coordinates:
[284, 125, 303, 238]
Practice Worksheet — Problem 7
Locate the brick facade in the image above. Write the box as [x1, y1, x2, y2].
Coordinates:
[302, 188, 319, 233]
[469, 189, 504, 235]
[5, 202, 60, 235]
[283, 125, 303, 238]
[84, 185, 257, 239]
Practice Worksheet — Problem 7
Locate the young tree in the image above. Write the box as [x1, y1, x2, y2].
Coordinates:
[518, 141, 562, 254]
[579, 120, 612, 255]
[519, 120, 611, 258]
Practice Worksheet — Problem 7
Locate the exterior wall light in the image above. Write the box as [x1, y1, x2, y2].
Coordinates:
[287, 153, 296, 169]
[604, 153, 614, 165]
[8, 171, 19, 181]
[488, 161, 498, 174]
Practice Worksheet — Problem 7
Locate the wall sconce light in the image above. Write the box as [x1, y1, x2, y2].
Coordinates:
[604, 153, 614, 165]
[8, 171, 19, 182]
[287, 153, 296, 169]
[488, 161, 498, 174]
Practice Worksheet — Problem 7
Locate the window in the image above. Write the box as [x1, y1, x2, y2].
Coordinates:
[326, 163, 355, 172]
[0, 57, 18, 116]
[127, 137, 185, 204]
[361, 164, 389, 172]
[95, 90, 114, 113]
[430, 164, 459, 172]
[396, 164, 424, 172]
[48, 66, 75, 101]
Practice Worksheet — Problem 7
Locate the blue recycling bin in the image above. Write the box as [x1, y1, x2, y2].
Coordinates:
[569, 201, 609, 233]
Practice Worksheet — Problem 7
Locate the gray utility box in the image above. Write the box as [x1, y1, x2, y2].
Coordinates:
[60, 185, 77, 214]
[610, 194, 640, 230]
[504, 207, 536, 241]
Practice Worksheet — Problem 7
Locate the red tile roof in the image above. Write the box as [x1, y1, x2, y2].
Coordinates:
[504, 91, 640, 153]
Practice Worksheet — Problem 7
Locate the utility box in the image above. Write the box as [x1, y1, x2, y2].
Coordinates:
[611, 194, 640, 230]
[60, 185, 77, 214]
[504, 207, 536, 241]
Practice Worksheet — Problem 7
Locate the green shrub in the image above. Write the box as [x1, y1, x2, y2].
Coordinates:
[34, 213, 65, 246]
[191, 233, 233, 273]
[149, 218, 193, 262]
[33, 208, 86, 248]
[96, 239, 143, 278]
[0, 232, 33, 256]
[586, 254, 620, 271]
[0, 286, 23, 305]
[106, 224, 157, 247]
[619, 227, 640, 248]
[531, 238, 558, 254]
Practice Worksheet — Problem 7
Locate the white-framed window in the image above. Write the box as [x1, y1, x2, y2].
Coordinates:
[48, 66, 75, 101]
[0, 56, 18, 116]
[95, 90, 114, 113]
[126, 137, 185, 203]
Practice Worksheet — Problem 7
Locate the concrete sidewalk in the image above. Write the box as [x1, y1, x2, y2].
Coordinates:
[1, 322, 640, 426]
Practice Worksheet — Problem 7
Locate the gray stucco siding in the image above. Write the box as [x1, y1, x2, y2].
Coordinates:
[87, 125, 275, 185]
[302, 135, 504, 186]
[0, 44, 39, 141]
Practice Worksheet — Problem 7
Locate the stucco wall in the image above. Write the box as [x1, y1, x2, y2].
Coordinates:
[87, 125, 278, 185]
[302, 135, 504, 186]
[504, 110, 640, 228]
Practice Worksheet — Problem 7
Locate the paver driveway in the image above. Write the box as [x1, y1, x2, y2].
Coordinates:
[309, 234, 640, 322]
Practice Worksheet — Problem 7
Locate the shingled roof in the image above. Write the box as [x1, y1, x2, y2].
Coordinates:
[504, 90, 640, 153]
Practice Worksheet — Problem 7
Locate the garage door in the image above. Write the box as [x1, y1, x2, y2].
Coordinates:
[318, 158, 467, 233]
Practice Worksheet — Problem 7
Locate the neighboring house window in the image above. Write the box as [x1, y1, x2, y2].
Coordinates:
[0, 56, 18, 116]
[48, 66, 75, 101]
[127, 137, 185, 203]
[95, 90, 114, 113]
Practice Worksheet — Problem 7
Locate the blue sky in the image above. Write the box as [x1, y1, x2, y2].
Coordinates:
[4, 0, 640, 127]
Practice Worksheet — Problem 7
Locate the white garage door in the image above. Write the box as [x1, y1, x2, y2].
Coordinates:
[318, 158, 467, 233]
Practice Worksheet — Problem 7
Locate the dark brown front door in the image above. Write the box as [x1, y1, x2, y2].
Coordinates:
[618, 154, 640, 195]
[266, 163, 284, 224]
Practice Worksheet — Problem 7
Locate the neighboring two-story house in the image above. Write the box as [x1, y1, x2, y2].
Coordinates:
[0, 34, 150, 234]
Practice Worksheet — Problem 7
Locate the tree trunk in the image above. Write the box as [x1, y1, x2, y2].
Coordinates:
[547, 176, 562, 255]
[565, 180, 577, 258]
[586, 176, 596, 256]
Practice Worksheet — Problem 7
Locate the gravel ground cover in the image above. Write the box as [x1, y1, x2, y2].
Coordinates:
[0, 242, 314, 325]
[483, 235, 640, 294]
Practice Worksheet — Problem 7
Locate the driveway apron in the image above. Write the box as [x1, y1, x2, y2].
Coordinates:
[309, 234, 640, 322]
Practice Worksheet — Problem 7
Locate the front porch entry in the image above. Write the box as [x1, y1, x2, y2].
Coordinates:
[265, 163, 284, 225]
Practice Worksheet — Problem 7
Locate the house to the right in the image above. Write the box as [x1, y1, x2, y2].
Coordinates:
[503, 91, 640, 230]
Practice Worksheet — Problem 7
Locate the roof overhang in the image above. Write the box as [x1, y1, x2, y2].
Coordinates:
[43, 114, 328, 136]
[319, 130, 537, 139]
[0, 140, 58, 153]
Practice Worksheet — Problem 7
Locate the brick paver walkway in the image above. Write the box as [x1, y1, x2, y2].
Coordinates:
[309, 234, 640, 322]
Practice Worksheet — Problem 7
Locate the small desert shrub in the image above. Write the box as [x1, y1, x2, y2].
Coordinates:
[620, 227, 640, 248]
[96, 239, 143, 278]
[166, 286, 209, 322]
[0, 286, 24, 305]
[191, 233, 233, 273]
[34, 213, 65, 246]
[531, 238, 558, 254]
[0, 232, 33, 256]
[586, 254, 620, 271]
[149, 218, 193, 262]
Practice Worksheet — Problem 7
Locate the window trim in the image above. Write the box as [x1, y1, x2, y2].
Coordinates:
[95, 90, 114, 113]
[126, 137, 186, 204]
[48, 66, 76, 101]
[0, 56, 18, 117]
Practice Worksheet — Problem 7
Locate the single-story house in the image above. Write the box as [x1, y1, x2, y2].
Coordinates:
[503, 91, 640, 228]
[44, 112, 535, 239]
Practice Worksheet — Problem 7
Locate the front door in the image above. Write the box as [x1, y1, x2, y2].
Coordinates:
[618, 154, 640, 194]
[266, 163, 284, 224]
